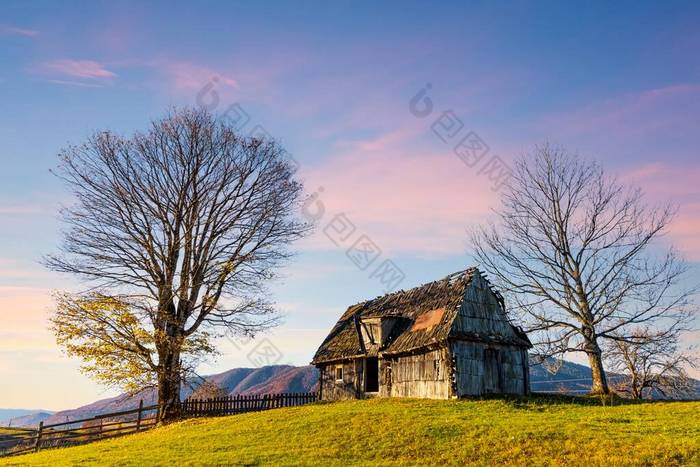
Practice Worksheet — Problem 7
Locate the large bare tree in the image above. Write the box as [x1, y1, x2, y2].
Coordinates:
[46, 108, 311, 421]
[471, 145, 696, 394]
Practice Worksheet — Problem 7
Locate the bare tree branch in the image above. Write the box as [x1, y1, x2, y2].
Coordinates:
[46, 107, 312, 421]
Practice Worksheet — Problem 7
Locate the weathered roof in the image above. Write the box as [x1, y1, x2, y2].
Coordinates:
[312, 268, 530, 364]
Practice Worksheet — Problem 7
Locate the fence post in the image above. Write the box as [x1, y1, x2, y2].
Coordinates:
[136, 400, 144, 431]
[34, 421, 43, 453]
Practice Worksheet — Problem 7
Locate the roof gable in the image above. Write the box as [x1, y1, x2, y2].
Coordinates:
[312, 269, 475, 363]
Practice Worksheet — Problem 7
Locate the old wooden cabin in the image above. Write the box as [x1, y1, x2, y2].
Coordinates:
[312, 268, 532, 400]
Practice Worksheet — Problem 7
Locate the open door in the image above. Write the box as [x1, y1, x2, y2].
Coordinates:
[365, 357, 379, 392]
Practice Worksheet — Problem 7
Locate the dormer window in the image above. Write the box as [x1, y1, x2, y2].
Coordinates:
[359, 316, 401, 349]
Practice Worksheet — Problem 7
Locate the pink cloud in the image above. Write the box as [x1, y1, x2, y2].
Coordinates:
[621, 163, 700, 261]
[41, 59, 116, 79]
[538, 84, 700, 140]
[163, 61, 238, 91]
[0, 24, 38, 37]
[46, 79, 106, 88]
[333, 127, 419, 153]
[300, 130, 700, 261]
[300, 131, 502, 256]
[0, 203, 44, 215]
[130, 59, 239, 101]
[0, 286, 52, 331]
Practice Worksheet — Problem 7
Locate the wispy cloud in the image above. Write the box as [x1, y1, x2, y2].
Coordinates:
[163, 61, 238, 91]
[301, 130, 499, 256]
[621, 162, 700, 261]
[538, 84, 700, 140]
[0, 203, 44, 215]
[122, 59, 239, 100]
[46, 79, 106, 88]
[0, 24, 39, 37]
[40, 59, 116, 79]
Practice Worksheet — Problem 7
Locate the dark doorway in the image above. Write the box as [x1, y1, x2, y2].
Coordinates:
[365, 357, 379, 392]
[483, 349, 503, 394]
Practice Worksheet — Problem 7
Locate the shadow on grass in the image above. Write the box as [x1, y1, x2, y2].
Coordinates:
[459, 392, 692, 410]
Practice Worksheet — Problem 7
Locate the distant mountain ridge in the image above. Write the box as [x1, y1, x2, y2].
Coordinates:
[3, 361, 697, 428]
[38, 365, 318, 427]
[0, 409, 54, 428]
[529, 359, 599, 394]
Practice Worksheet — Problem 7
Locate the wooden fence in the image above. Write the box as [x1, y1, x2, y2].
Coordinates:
[0, 400, 158, 457]
[0, 392, 317, 457]
[0, 428, 37, 457]
[180, 392, 317, 417]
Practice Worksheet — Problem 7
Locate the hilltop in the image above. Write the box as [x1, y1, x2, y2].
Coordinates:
[3, 397, 699, 466]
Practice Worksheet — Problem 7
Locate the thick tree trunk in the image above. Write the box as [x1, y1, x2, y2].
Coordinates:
[157, 346, 182, 423]
[581, 323, 610, 395]
[586, 347, 609, 395]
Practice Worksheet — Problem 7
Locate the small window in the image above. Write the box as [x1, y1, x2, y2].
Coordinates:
[335, 365, 343, 381]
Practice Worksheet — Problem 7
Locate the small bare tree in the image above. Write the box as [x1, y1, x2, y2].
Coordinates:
[605, 329, 698, 399]
[471, 145, 697, 394]
[46, 108, 311, 421]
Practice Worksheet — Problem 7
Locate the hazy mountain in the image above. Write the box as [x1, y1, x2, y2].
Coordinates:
[40, 365, 318, 427]
[530, 359, 700, 398]
[529, 359, 597, 394]
[0, 409, 54, 428]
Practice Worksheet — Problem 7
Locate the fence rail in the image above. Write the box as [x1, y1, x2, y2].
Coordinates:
[181, 392, 317, 417]
[0, 392, 317, 457]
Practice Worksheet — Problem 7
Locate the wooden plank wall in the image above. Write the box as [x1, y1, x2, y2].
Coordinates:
[453, 273, 521, 339]
[451, 341, 527, 396]
[318, 359, 363, 400]
[385, 348, 451, 399]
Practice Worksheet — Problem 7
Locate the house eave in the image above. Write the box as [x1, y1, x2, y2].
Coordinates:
[311, 353, 366, 366]
[448, 332, 532, 348]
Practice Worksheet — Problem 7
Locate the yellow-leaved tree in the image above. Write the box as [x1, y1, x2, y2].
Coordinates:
[46, 108, 311, 421]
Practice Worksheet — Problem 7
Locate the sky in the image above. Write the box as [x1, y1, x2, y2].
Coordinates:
[1, 0, 699, 410]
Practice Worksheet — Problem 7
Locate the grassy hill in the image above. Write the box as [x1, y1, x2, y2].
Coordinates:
[2, 397, 699, 466]
[8, 360, 694, 430]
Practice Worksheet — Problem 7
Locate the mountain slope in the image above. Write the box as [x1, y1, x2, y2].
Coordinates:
[41, 365, 318, 426]
[530, 359, 700, 397]
[0, 410, 54, 428]
[529, 359, 597, 393]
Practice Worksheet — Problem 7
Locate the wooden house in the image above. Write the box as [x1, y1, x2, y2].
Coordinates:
[312, 268, 532, 400]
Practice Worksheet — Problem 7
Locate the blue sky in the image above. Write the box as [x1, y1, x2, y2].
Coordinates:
[1, 1, 699, 409]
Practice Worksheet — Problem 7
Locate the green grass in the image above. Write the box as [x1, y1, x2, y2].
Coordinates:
[2, 397, 699, 466]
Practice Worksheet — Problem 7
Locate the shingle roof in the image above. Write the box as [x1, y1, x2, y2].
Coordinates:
[312, 268, 529, 364]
